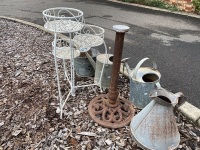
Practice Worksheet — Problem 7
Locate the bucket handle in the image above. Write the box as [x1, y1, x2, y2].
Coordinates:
[85, 51, 96, 69]
[132, 57, 157, 79]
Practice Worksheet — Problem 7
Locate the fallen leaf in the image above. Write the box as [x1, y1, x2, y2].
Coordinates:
[76, 126, 81, 133]
[70, 138, 77, 146]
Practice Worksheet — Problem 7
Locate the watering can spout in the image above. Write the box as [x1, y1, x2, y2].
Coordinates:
[121, 58, 132, 77]
[85, 50, 111, 69]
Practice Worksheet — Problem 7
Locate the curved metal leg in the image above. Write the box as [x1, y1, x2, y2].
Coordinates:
[53, 33, 63, 119]
[63, 59, 67, 80]
[70, 33, 75, 96]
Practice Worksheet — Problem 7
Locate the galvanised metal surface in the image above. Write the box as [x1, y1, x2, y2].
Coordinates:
[74, 49, 99, 77]
[94, 54, 113, 88]
[127, 58, 161, 109]
[130, 88, 181, 150]
[88, 25, 135, 128]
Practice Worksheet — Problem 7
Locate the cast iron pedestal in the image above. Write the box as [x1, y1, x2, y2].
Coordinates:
[88, 25, 135, 128]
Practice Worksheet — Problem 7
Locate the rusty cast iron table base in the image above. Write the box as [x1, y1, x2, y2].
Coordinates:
[88, 94, 135, 128]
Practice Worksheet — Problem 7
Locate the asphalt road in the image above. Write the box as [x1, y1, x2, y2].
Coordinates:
[1, 0, 200, 107]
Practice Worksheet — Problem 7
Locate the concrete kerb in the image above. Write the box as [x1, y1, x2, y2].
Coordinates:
[177, 102, 200, 127]
[1, 16, 200, 128]
[109, 0, 200, 19]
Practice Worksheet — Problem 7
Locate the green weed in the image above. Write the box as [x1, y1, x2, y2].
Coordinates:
[193, 0, 200, 14]
[120, 0, 179, 11]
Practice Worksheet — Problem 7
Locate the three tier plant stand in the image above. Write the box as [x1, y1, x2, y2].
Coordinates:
[43, 7, 108, 118]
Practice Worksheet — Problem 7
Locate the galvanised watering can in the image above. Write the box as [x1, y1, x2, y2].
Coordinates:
[130, 88, 182, 150]
[124, 57, 161, 108]
[86, 52, 113, 89]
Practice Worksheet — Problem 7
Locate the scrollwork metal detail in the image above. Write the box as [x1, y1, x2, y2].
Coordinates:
[73, 24, 104, 51]
[42, 7, 85, 33]
[88, 94, 135, 128]
[52, 39, 80, 59]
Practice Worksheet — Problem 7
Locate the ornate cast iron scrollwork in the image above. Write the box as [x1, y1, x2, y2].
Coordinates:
[88, 94, 135, 128]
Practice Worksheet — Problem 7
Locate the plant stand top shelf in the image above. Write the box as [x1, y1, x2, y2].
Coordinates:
[43, 7, 84, 33]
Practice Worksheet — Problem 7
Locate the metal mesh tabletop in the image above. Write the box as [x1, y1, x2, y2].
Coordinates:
[43, 7, 84, 33]
[52, 39, 80, 59]
[73, 35, 104, 50]
[73, 24, 105, 52]
[52, 46, 80, 59]
[44, 20, 83, 33]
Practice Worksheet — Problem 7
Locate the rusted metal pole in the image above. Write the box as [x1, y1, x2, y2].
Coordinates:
[88, 25, 135, 128]
[108, 26, 128, 104]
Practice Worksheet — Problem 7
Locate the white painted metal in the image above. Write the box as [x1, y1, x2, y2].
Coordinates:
[72, 25, 108, 89]
[113, 25, 129, 32]
[73, 24, 105, 52]
[52, 32, 63, 118]
[43, 7, 84, 119]
[43, 8, 108, 118]
[52, 39, 80, 59]
[43, 7, 84, 33]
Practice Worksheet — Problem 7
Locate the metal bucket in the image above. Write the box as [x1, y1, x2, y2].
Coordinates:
[130, 58, 161, 108]
[94, 54, 113, 88]
[74, 49, 99, 77]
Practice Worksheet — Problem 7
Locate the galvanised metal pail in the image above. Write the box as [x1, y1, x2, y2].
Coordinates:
[74, 49, 99, 77]
[94, 54, 113, 88]
[85, 50, 113, 89]
[129, 58, 161, 108]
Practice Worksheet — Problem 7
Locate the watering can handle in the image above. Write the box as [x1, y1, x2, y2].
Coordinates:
[132, 57, 157, 79]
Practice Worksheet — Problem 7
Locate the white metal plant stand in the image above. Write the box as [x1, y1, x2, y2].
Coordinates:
[43, 7, 84, 119]
[73, 24, 109, 88]
[43, 8, 108, 119]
